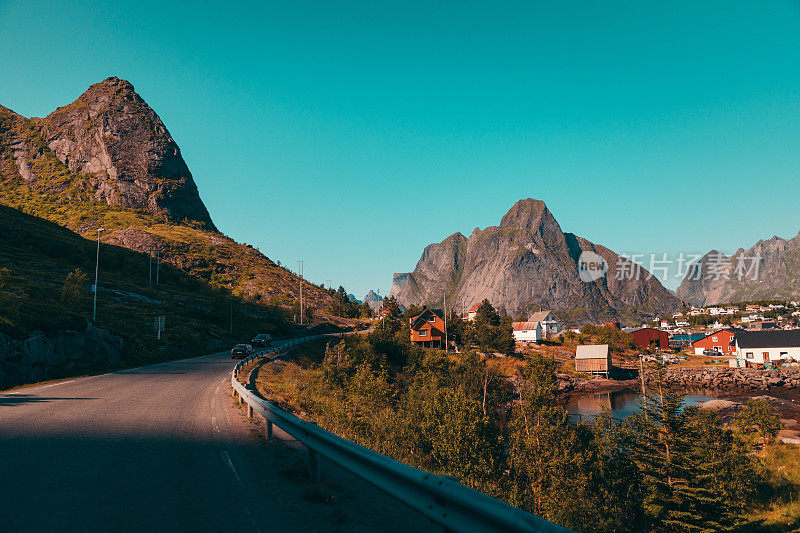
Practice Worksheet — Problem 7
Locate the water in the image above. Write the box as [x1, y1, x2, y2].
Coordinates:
[565, 389, 717, 422]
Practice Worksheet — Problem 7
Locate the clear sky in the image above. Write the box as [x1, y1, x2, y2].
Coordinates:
[1, 1, 799, 297]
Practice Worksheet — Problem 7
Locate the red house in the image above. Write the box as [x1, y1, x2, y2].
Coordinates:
[624, 327, 669, 350]
[410, 308, 446, 348]
[692, 328, 740, 355]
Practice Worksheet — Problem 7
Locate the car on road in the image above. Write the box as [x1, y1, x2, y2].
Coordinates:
[251, 333, 273, 348]
[230, 344, 254, 359]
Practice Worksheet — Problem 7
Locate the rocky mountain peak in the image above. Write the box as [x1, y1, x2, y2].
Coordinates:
[499, 198, 551, 228]
[391, 198, 681, 323]
[677, 229, 800, 306]
[363, 290, 384, 312]
[36, 76, 216, 230]
[496, 198, 567, 249]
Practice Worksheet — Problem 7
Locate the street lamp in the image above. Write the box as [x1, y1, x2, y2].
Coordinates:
[93, 227, 105, 322]
[298, 260, 304, 325]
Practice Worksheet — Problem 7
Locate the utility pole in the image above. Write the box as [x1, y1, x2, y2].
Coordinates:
[230, 294, 233, 335]
[92, 227, 105, 322]
[148, 250, 152, 289]
[155, 250, 160, 287]
[298, 260, 304, 325]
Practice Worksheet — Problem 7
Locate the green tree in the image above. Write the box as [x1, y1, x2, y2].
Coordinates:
[734, 399, 781, 444]
[467, 300, 514, 354]
[61, 268, 88, 309]
[628, 370, 763, 532]
[359, 301, 374, 319]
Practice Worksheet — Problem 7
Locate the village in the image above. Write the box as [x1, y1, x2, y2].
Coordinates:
[376, 299, 800, 446]
[381, 300, 800, 373]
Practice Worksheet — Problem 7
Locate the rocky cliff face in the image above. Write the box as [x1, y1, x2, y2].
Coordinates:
[363, 290, 384, 312]
[0, 323, 125, 389]
[676, 232, 800, 306]
[391, 199, 682, 323]
[32, 77, 216, 230]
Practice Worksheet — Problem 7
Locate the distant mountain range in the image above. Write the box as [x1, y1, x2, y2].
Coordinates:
[363, 290, 384, 312]
[676, 231, 800, 306]
[390, 199, 682, 324]
[0, 77, 332, 311]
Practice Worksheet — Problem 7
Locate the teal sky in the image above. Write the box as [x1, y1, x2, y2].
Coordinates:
[1, 1, 799, 298]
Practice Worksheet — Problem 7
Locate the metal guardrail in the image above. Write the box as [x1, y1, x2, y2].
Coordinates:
[231, 335, 571, 533]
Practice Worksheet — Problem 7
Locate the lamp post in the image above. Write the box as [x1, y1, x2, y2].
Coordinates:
[298, 260, 304, 325]
[93, 227, 105, 322]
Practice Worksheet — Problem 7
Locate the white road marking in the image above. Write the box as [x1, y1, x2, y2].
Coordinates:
[220, 450, 261, 532]
[5, 379, 76, 394]
[221, 451, 242, 484]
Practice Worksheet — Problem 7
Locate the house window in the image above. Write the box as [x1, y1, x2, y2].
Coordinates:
[712, 337, 718, 342]
[419, 330, 427, 337]
[746, 352, 753, 359]
[428, 316, 436, 322]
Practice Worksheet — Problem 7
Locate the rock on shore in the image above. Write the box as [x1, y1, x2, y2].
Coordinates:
[646, 367, 800, 391]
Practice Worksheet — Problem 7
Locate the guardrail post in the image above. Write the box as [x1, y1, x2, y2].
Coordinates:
[247, 403, 253, 419]
[266, 419, 273, 440]
[307, 420, 321, 482]
[308, 448, 320, 483]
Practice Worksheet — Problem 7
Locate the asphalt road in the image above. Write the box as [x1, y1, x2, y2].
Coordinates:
[0, 344, 305, 532]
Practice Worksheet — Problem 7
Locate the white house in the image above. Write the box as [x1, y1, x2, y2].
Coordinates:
[512, 321, 543, 343]
[464, 303, 482, 321]
[735, 330, 800, 367]
[528, 310, 562, 338]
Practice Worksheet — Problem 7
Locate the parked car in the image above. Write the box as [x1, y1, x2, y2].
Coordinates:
[230, 344, 254, 359]
[251, 334, 272, 348]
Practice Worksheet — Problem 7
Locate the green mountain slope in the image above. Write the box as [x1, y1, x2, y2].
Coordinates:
[0, 203, 304, 388]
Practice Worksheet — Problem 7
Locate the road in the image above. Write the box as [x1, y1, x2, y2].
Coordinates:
[0, 341, 434, 532]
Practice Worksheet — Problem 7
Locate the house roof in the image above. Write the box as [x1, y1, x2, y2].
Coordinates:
[512, 321, 541, 331]
[467, 303, 482, 313]
[692, 328, 742, 344]
[622, 327, 664, 334]
[736, 330, 800, 349]
[672, 333, 708, 342]
[410, 308, 443, 330]
[529, 311, 553, 323]
[575, 344, 610, 359]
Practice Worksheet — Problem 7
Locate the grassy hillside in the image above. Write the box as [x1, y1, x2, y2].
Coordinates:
[0, 104, 334, 313]
[0, 203, 323, 388]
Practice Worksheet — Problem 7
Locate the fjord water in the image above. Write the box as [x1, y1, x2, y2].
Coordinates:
[566, 389, 717, 422]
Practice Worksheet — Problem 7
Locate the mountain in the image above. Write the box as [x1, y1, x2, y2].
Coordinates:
[363, 290, 384, 312]
[675, 232, 800, 306]
[390, 199, 682, 324]
[37, 77, 216, 229]
[0, 77, 332, 312]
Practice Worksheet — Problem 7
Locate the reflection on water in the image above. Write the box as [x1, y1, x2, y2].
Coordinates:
[566, 389, 717, 422]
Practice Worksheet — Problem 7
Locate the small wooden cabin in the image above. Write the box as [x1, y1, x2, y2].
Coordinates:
[575, 344, 611, 377]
